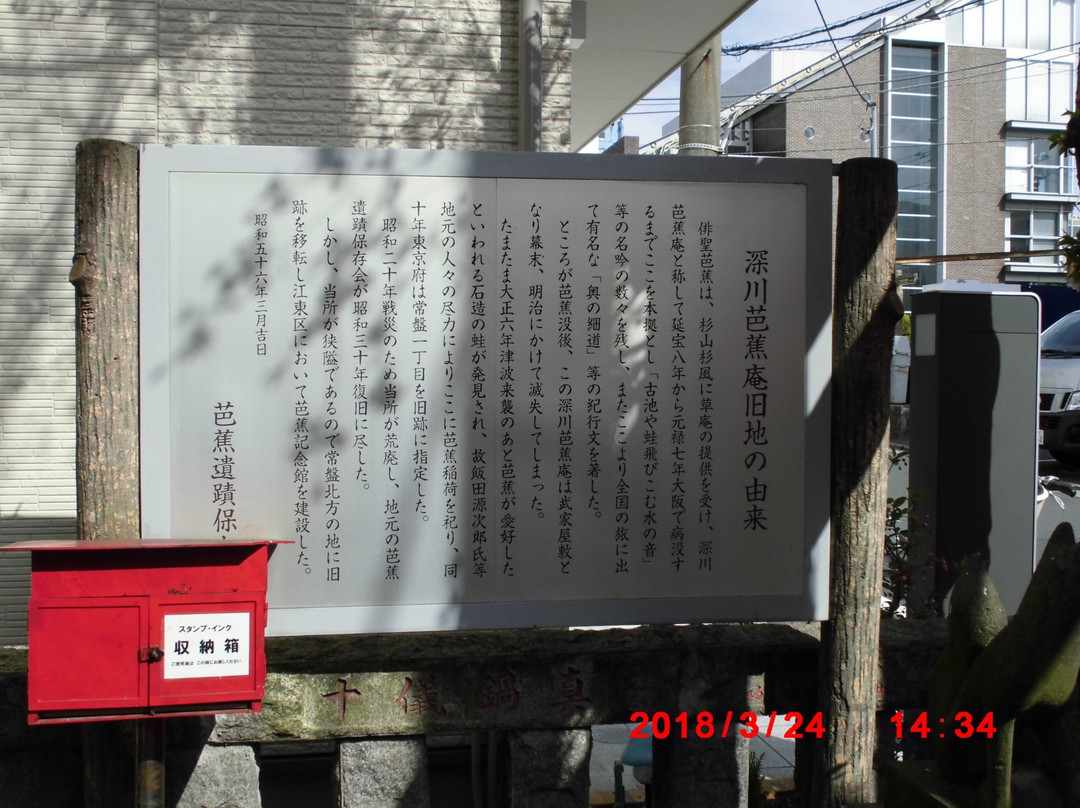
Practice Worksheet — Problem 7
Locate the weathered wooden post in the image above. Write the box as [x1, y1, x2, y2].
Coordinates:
[72, 138, 154, 808]
[812, 157, 900, 807]
[72, 138, 141, 542]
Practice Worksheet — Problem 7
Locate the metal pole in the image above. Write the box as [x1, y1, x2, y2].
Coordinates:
[135, 719, 166, 808]
[867, 99, 879, 158]
[519, 0, 542, 151]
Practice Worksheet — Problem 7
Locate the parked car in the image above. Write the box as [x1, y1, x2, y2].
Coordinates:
[891, 335, 910, 404]
[1039, 309, 1080, 464]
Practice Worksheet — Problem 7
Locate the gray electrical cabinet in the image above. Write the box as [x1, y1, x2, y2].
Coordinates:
[909, 287, 1040, 615]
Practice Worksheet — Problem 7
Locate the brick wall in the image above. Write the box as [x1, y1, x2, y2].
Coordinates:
[784, 46, 883, 163]
[750, 103, 787, 156]
[0, 0, 571, 644]
[943, 45, 1007, 283]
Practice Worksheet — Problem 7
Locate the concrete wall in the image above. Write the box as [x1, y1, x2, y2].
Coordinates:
[0, 0, 572, 645]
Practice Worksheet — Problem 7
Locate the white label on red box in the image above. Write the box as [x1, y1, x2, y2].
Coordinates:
[162, 612, 251, 679]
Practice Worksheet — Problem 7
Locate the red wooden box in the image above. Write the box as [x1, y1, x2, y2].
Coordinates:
[1, 539, 283, 725]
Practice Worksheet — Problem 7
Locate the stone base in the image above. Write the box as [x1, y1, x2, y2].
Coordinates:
[172, 744, 262, 808]
[509, 729, 591, 808]
[339, 737, 430, 808]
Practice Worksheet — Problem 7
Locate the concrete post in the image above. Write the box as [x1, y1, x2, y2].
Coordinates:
[519, 0, 543, 151]
[653, 35, 750, 808]
[172, 745, 262, 808]
[508, 730, 591, 808]
[650, 657, 752, 808]
[678, 34, 722, 157]
[338, 738, 430, 808]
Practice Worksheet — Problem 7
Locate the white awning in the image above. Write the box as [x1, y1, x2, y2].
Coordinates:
[570, 0, 758, 150]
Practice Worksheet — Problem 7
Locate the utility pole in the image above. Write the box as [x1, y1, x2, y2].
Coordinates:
[519, 0, 542, 151]
[678, 34, 722, 157]
[651, 34, 752, 808]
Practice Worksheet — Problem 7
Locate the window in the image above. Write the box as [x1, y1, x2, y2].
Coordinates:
[949, 0, 1076, 50]
[1006, 58, 1075, 123]
[1006, 135, 1077, 195]
[1005, 0, 1028, 47]
[889, 45, 941, 283]
[1006, 207, 1076, 264]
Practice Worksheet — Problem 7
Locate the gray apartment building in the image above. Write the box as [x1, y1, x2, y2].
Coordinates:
[650, 0, 1079, 301]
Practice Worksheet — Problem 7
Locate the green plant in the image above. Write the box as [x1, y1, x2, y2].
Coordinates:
[1059, 231, 1080, 289]
[748, 750, 765, 808]
[1047, 111, 1074, 156]
[1049, 110, 1080, 288]
[882, 448, 945, 618]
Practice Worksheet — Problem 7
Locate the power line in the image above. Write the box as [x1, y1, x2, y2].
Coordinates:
[811, 0, 870, 96]
[724, 0, 986, 55]
[623, 41, 1079, 121]
[722, 0, 927, 56]
[626, 36, 1080, 152]
[639, 112, 1079, 155]
[714, 39, 1080, 118]
[810, 0, 878, 147]
[727, 131, 1078, 154]
[619, 1, 1078, 153]
[707, 0, 1056, 152]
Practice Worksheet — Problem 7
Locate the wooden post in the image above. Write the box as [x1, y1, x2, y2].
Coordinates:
[72, 139, 141, 542]
[72, 139, 142, 808]
[812, 157, 900, 807]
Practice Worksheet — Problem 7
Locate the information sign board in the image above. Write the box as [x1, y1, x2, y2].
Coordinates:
[140, 146, 833, 634]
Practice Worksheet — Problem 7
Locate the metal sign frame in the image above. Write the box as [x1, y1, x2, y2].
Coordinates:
[139, 146, 833, 635]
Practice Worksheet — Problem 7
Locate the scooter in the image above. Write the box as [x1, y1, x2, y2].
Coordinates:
[1038, 475, 1080, 517]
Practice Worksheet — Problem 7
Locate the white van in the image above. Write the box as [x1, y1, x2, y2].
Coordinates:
[1039, 309, 1080, 464]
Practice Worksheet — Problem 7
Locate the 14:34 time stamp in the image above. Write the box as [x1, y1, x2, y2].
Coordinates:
[890, 711, 997, 739]
[628, 711, 997, 741]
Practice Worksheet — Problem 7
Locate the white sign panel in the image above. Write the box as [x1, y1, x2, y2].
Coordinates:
[140, 146, 833, 635]
[162, 611, 251, 680]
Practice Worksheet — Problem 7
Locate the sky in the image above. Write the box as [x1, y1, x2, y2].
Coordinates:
[593, 0, 917, 150]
